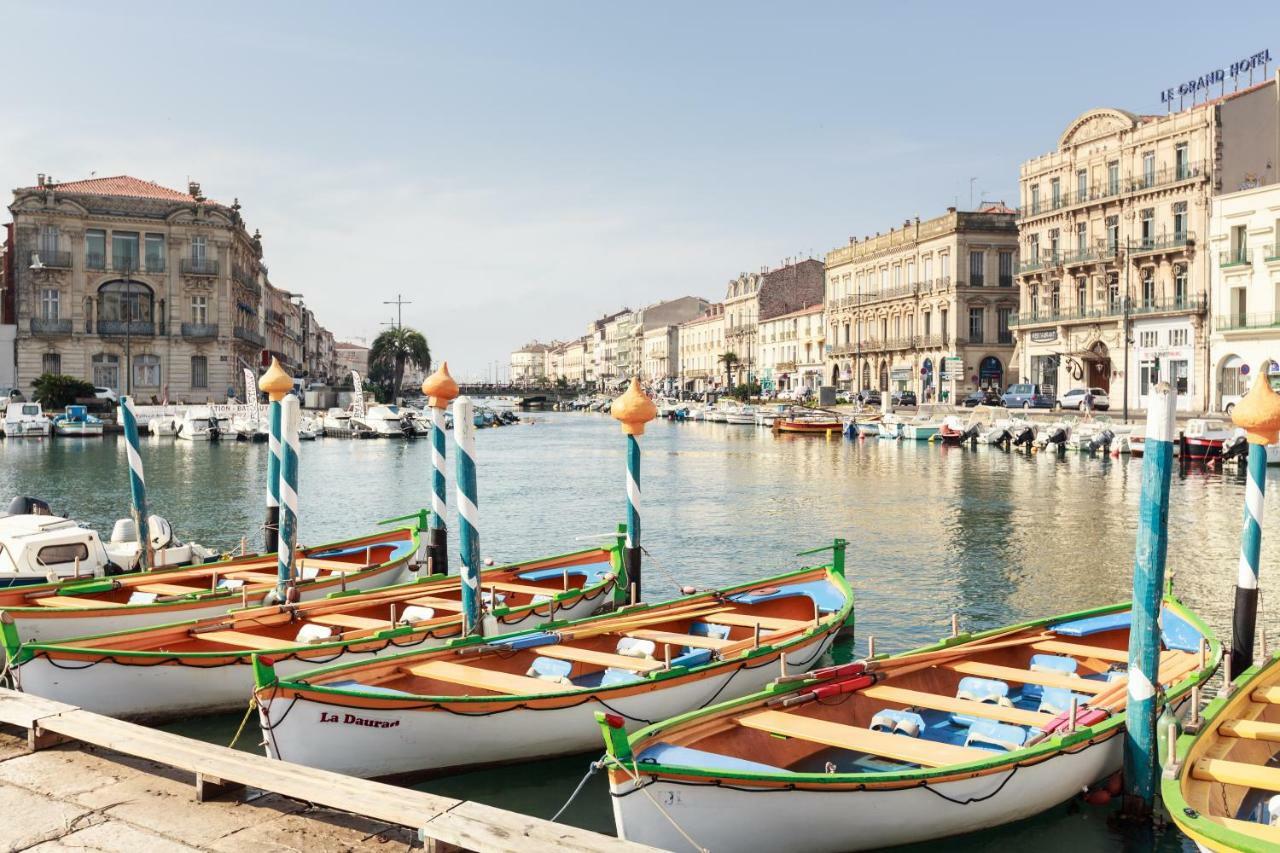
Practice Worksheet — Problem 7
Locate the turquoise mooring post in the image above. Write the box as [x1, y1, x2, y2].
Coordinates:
[610, 378, 657, 601]
[421, 363, 459, 574]
[259, 358, 293, 554]
[119, 395, 151, 571]
[276, 395, 301, 599]
[1227, 364, 1280, 677]
[1123, 382, 1177, 814]
[453, 395, 481, 636]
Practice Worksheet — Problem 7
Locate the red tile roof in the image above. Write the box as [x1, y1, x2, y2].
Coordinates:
[22, 175, 197, 202]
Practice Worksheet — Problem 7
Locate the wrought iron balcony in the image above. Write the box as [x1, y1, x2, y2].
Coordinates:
[1220, 249, 1253, 268]
[1215, 312, 1280, 332]
[776, 360, 797, 372]
[181, 258, 219, 276]
[1129, 233, 1193, 256]
[145, 256, 166, 273]
[96, 320, 155, 336]
[86, 252, 106, 271]
[1267, 244, 1280, 262]
[1019, 254, 1057, 274]
[29, 250, 71, 269]
[1009, 293, 1206, 327]
[29, 318, 71, 335]
[181, 322, 219, 339]
[234, 326, 266, 347]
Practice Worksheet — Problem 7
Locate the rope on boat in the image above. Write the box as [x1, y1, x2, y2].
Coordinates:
[622, 759, 709, 853]
[228, 697, 258, 749]
[550, 753, 606, 823]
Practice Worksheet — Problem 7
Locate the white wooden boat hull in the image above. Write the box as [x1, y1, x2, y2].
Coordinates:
[610, 735, 1122, 852]
[258, 631, 837, 778]
[13, 591, 605, 721]
[902, 425, 940, 441]
[724, 413, 756, 425]
[54, 424, 104, 437]
[4, 423, 51, 437]
[6, 563, 410, 647]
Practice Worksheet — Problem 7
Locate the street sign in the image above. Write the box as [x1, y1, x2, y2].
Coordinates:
[944, 357, 963, 372]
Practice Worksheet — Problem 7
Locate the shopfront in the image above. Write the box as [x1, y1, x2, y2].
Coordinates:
[1130, 317, 1196, 412]
[978, 356, 1003, 390]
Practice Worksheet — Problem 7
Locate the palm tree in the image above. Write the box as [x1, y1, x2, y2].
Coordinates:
[719, 351, 740, 392]
[369, 327, 431, 403]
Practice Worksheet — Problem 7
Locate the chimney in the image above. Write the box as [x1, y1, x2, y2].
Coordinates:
[36, 173, 45, 187]
[947, 206, 956, 214]
[188, 181, 203, 200]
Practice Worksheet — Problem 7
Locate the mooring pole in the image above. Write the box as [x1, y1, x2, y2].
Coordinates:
[259, 358, 291, 554]
[276, 395, 302, 601]
[1228, 364, 1280, 677]
[1123, 382, 1177, 816]
[610, 378, 657, 601]
[119, 395, 151, 571]
[421, 362, 459, 574]
[453, 395, 482, 637]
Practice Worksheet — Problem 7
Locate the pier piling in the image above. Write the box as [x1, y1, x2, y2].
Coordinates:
[276, 395, 302, 600]
[454, 395, 482, 636]
[259, 358, 293, 554]
[422, 363, 460, 574]
[610, 378, 657, 601]
[119, 395, 151, 570]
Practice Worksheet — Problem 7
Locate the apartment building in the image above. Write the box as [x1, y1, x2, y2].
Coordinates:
[510, 341, 551, 384]
[723, 260, 824, 383]
[758, 303, 824, 393]
[676, 303, 725, 394]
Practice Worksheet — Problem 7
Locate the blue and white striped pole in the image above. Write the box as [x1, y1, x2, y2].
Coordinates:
[276, 395, 301, 600]
[611, 378, 657, 603]
[1229, 363, 1280, 677]
[453, 395, 481, 636]
[120, 395, 151, 571]
[1123, 382, 1177, 815]
[258, 358, 292, 555]
[421, 363, 458, 574]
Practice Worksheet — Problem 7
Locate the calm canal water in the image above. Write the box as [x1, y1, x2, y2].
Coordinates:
[3, 409, 1275, 851]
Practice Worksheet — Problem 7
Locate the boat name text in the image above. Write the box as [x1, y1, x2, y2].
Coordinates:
[318, 711, 401, 729]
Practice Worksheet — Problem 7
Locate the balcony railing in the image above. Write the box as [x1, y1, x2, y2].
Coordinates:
[29, 318, 72, 335]
[1267, 244, 1280, 262]
[776, 360, 797, 372]
[1216, 312, 1280, 332]
[180, 258, 219, 276]
[1017, 163, 1205, 219]
[234, 326, 266, 347]
[1009, 293, 1207, 327]
[86, 252, 106, 270]
[1019, 254, 1057, 274]
[1220, 249, 1253, 268]
[181, 322, 219, 339]
[265, 309, 285, 326]
[30, 249, 71, 269]
[96, 320, 155, 336]
[145, 256, 166, 273]
[1130, 232, 1193, 256]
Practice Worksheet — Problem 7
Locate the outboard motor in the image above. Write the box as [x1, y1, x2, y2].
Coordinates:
[1013, 427, 1035, 448]
[1047, 427, 1068, 447]
[400, 415, 416, 437]
[1088, 429, 1115, 454]
[1222, 434, 1249, 462]
[962, 425, 982, 445]
[991, 428, 1012, 449]
[207, 416, 222, 441]
[4, 496, 53, 517]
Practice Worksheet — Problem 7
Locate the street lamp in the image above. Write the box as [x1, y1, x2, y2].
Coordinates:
[121, 257, 136, 396]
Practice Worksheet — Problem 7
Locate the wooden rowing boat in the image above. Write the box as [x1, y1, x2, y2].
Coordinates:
[0, 525, 421, 649]
[252, 556, 854, 778]
[600, 597, 1218, 852]
[3, 545, 624, 722]
[1164, 651, 1280, 851]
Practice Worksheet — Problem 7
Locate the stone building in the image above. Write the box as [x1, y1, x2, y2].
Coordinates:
[641, 324, 678, 391]
[1208, 181, 1280, 412]
[676, 303, 725, 394]
[1013, 77, 1279, 412]
[723, 259, 824, 383]
[334, 341, 369, 379]
[758, 303, 824, 393]
[510, 341, 551, 385]
[825, 206, 1019, 399]
[7, 174, 340, 402]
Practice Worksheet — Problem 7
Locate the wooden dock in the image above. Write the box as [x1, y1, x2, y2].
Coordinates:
[0, 687, 655, 853]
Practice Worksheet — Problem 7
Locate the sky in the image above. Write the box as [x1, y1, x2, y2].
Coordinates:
[4, 2, 1279, 380]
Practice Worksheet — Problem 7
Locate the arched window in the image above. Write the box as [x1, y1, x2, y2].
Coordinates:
[97, 280, 154, 324]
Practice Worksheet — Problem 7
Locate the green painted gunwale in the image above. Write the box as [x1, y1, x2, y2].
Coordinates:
[251, 560, 855, 704]
[1, 541, 625, 665]
[601, 595, 1219, 787]
[1160, 651, 1280, 853]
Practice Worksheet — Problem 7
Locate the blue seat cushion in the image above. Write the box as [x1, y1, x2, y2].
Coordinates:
[964, 719, 1029, 752]
[728, 579, 846, 614]
[1050, 607, 1203, 654]
[952, 677, 1010, 727]
[518, 560, 614, 586]
[637, 743, 792, 774]
[670, 648, 713, 669]
[600, 667, 645, 687]
[1023, 654, 1079, 700]
[529, 657, 573, 680]
[326, 679, 416, 697]
[1036, 686, 1091, 716]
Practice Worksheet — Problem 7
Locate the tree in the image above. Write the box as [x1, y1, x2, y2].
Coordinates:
[31, 374, 95, 410]
[718, 351, 740, 391]
[368, 327, 431, 404]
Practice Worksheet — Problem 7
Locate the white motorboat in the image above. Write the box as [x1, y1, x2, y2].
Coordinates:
[148, 416, 180, 437]
[3, 402, 51, 438]
[51, 406, 104, 437]
[725, 403, 758, 425]
[356, 405, 413, 438]
[230, 413, 269, 442]
[298, 417, 323, 441]
[403, 407, 432, 437]
[1032, 420, 1072, 450]
[322, 407, 372, 438]
[704, 404, 728, 423]
[175, 406, 229, 441]
[755, 404, 789, 427]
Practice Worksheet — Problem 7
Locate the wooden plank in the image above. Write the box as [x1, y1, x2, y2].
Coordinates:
[1192, 758, 1280, 792]
[485, 581, 561, 597]
[225, 571, 281, 584]
[199, 630, 291, 651]
[1031, 640, 1130, 664]
[626, 629, 735, 650]
[701, 612, 810, 632]
[944, 661, 1107, 694]
[135, 583, 206, 596]
[1251, 686, 1280, 705]
[1219, 719, 1280, 742]
[1211, 817, 1280, 846]
[738, 710, 989, 768]
[862, 684, 1054, 728]
[309, 614, 386, 630]
[0, 690, 77, 728]
[32, 596, 126, 608]
[406, 596, 465, 612]
[403, 660, 564, 695]
[537, 645, 665, 672]
[296, 558, 365, 573]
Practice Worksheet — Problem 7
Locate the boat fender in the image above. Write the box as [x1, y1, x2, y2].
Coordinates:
[1104, 772, 1123, 796]
[808, 674, 876, 702]
[1083, 788, 1112, 806]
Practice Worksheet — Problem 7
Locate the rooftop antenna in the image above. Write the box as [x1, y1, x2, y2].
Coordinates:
[383, 293, 413, 329]
[969, 178, 978, 209]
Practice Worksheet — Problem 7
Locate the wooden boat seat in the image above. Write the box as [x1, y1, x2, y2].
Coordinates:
[484, 581, 560, 597]
[1251, 686, 1280, 705]
[738, 710, 989, 768]
[134, 583, 205, 596]
[309, 614, 386, 630]
[1031, 640, 1130, 664]
[703, 613, 810, 632]
[225, 571, 282, 585]
[1219, 719, 1280, 742]
[403, 660, 563, 695]
[537, 645, 665, 672]
[862, 684, 1054, 728]
[1192, 757, 1280, 793]
[296, 558, 364, 573]
[33, 596, 125, 608]
[626, 629, 736, 650]
[1212, 817, 1280, 846]
[405, 596, 464, 611]
[945, 661, 1107, 694]
[199, 630, 288, 650]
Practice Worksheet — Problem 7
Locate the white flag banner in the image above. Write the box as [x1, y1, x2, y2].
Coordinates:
[351, 371, 367, 416]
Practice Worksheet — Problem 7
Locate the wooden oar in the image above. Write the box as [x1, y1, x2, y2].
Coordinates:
[555, 602, 733, 642]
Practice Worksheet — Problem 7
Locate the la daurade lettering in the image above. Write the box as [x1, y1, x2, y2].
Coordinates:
[319, 711, 401, 728]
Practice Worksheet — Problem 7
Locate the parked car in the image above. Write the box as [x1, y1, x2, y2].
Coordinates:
[1001, 383, 1055, 410]
[858, 390, 882, 406]
[1056, 387, 1110, 412]
[835, 391, 853, 404]
[0, 387, 23, 413]
[94, 387, 119, 403]
[892, 391, 917, 407]
[961, 390, 1004, 408]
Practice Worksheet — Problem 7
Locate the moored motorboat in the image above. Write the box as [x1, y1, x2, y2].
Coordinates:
[724, 404, 758, 425]
[6, 544, 625, 722]
[253, 553, 854, 778]
[1164, 651, 1280, 851]
[51, 406, 105, 437]
[322, 407, 372, 438]
[1182, 418, 1232, 461]
[176, 406, 229, 441]
[772, 408, 842, 435]
[602, 598, 1217, 852]
[3, 402, 51, 437]
[358, 405, 414, 437]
